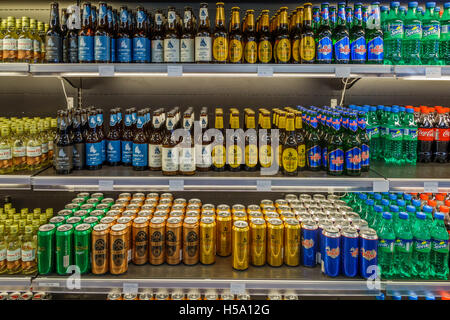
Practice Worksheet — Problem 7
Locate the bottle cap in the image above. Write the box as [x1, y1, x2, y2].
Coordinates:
[406, 205, 416, 213]
[412, 199, 421, 207]
[408, 294, 418, 300]
[399, 212, 409, 220]
[419, 194, 429, 201]
[416, 212, 426, 220]
[408, 2, 418, 8]
[366, 199, 374, 206]
[389, 194, 397, 201]
[374, 193, 382, 200]
[425, 294, 435, 300]
[389, 205, 399, 212]
[382, 212, 392, 219]
[404, 194, 412, 201]
[374, 205, 383, 212]
[392, 293, 402, 300]
[376, 293, 385, 300]
[381, 199, 389, 207]
[428, 200, 437, 207]
[439, 205, 449, 213]
[397, 200, 405, 207]
[426, 2, 436, 8]
[422, 205, 433, 213]
[435, 212, 444, 220]
[435, 194, 445, 201]
[391, 2, 400, 7]
[370, 106, 377, 112]
[359, 193, 367, 200]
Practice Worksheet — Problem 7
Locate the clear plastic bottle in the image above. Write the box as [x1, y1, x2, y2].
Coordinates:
[421, 2, 440, 65]
[403, 107, 418, 164]
[403, 1, 422, 65]
[385, 1, 404, 64]
[430, 212, 449, 279]
[378, 212, 396, 279]
[366, 106, 380, 160]
[411, 212, 431, 279]
[440, 3, 450, 64]
[393, 212, 413, 278]
[386, 106, 403, 164]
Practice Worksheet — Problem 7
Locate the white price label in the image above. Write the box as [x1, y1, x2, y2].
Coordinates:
[169, 179, 184, 191]
[230, 283, 246, 295]
[39, 282, 60, 287]
[98, 65, 115, 77]
[168, 65, 183, 77]
[257, 66, 273, 77]
[330, 99, 338, 108]
[424, 181, 439, 193]
[373, 180, 389, 192]
[335, 66, 351, 78]
[123, 283, 139, 294]
[98, 180, 114, 191]
[256, 180, 272, 191]
[425, 67, 441, 78]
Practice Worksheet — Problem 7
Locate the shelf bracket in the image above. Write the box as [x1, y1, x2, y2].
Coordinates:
[339, 77, 361, 106]
[60, 77, 81, 89]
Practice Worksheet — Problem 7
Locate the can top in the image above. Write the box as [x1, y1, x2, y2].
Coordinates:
[184, 217, 198, 224]
[200, 217, 215, 224]
[313, 194, 326, 201]
[38, 224, 55, 232]
[56, 224, 73, 232]
[281, 211, 295, 218]
[146, 192, 159, 198]
[217, 204, 230, 210]
[102, 198, 114, 203]
[111, 223, 127, 232]
[49, 216, 65, 223]
[133, 217, 148, 224]
[127, 204, 141, 210]
[275, 199, 288, 206]
[299, 194, 312, 201]
[247, 204, 260, 211]
[249, 211, 263, 217]
[80, 204, 94, 209]
[289, 199, 301, 206]
[118, 192, 131, 198]
[75, 223, 91, 232]
[167, 217, 182, 224]
[202, 204, 215, 210]
[260, 199, 273, 206]
[232, 204, 245, 210]
[142, 204, 156, 210]
[360, 227, 378, 240]
[323, 225, 340, 237]
[96, 204, 110, 210]
[67, 216, 82, 224]
[123, 293, 137, 300]
[151, 217, 165, 224]
[74, 210, 89, 217]
[171, 291, 185, 300]
[106, 210, 121, 216]
[302, 219, 318, 229]
[138, 210, 153, 217]
[221, 293, 235, 300]
[188, 198, 201, 204]
[100, 217, 115, 224]
[201, 211, 215, 217]
[233, 211, 246, 218]
[133, 192, 145, 198]
[285, 194, 298, 201]
[265, 212, 279, 219]
[268, 218, 283, 226]
[93, 223, 109, 232]
[91, 210, 105, 217]
[341, 225, 358, 237]
[234, 220, 248, 228]
[117, 217, 132, 224]
[58, 209, 72, 216]
[319, 220, 333, 229]
[285, 218, 299, 226]
[110, 204, 125, 210]
[217, 211, 231, 218]
[91, 192, 104, 198]
[250, 218, 265, 225]
[169, 210, 183, 216]
[84, 216, 99, 223]
[174, 198, 187, 204]
[237, 294, 250, 300]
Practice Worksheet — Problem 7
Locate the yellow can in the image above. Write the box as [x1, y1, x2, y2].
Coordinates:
[216, 211, 232, 257]
[249, 218, 266, 266]
[284, 218, 301, 266]
[267, 218, 284, 267]
[200, 217, 216, 265]
[232, 220, 249, 270]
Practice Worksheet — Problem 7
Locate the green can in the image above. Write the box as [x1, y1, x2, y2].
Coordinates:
[74, 223, 91, 274]
[74, 210, 89, 220]
[91, 193, 104, 201]
[101, 198, 115, 207]
[90, 210, 105, 219]
[83, 216, 99, 228]
[49, 216, 65, 228]
[77, 192, 90, 200]
[71, 197, 86, 206]
[66, 216, 82, 228]
[95, 204, 110, 214]
[86, 198, 99, 207]
[65, 203, 80, 213]
[80, 204, 94, 214]
[57, 209, 73, 220]
[37, 224, 56, 275]
[55, 224, 74, 275]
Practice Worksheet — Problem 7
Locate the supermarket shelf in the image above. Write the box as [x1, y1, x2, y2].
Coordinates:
[0, 167, 48, 190]
[31, 166, 385, 192]
[0, 63, 29, 76]
[385, 280, 450, 298]
[0, 275, 32, 292]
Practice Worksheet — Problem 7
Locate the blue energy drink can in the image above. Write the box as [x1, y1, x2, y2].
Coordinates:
[318, 220, 333, 265]
[341, 226, 359, 277]
[301, 219, 318, 267]
[321, 226, 341, 277]
[359, 227, 378, 279]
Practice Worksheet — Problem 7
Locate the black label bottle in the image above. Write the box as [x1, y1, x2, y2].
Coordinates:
[54, 110, 73, 174]
[45, 2, 63, 63]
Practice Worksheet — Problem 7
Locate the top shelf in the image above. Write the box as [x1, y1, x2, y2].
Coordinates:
[1, 63, 449, 79]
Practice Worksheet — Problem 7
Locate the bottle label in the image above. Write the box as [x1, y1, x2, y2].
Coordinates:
[403, 128, 417, 140]
[151, 40, 164, 62]
[404, 24, 422, 38]
[367, 36, 384, 61]
[212, 145, 226, 168]
[132, 143, 148, 167]
[0, 248, 5, 261]
[442, 24, 449, 35]
[389, 128, 403, 140]
[180, 38, 195, 62]
[297, 144, 306, 169]
[366, 127, 380, 139]
[21, 249, 35, 262]
[414, 239, 431, 252]
[388, 23, 404, 38]
[378, 238, 394, 253]
[6, 248, 20, 262]
[121, 141, 133, 164]
[117, 38, 132, 62]
[435, 128, 450, 142]
[300, 36, 315, 62]
[423, 24, 440, 39]
[245, 144, 258, 167]
[27, 145, 41, 158]
[73, 143, 85, 168]
[350, 36, 366, 61]
[229, 39, 243, 63]
[149, 144, 162, 168]
[45, 35, 62, 62]
[42, 142, 48, 154]
[55, 145, 73, 171]
[18, 38, 32, 52]
[291, 39, 301, 63]
[162, 146, 179, 172]
[101, 139, 106, 162]
[133, 37, 149, 62]
[244, 40, 257, 63]
[179, 147, 195, 172]
[86, 142, 102, 166]
[107, 140, 121, 163]
[322, 146, 328, 168]
[33, 39, 41, 53]
[78, 35, 94, 62]
[258, 40, 272, 63]
[195, 144, 212, 168]
[418, 128, 434, 141]
[334, 36, 350, 61]
[395, 238, 412, 252]
[361, 144, 370, 167]
[307, 145, 321, 168]
[345, 147, 361, 171]
[3, 38, 17, 51]
[13, 146, 26, 158]
[328, 148, 344, 172]
[164, 38, 180, 62]
[259, 144, 272, 168]
[316, 36, 332, 62]
[48, 140, 54, 151]
[0, 148, 11, 160]
[227, 145, 243, 168]
[432, 239, 449, 252]
[94, 35, 110, 62]
[195, 36, 212, 62]
[282, 148, 298, 173]
[213, 36, 228, 62]
[276, 38, 291, 62]
[69, 36, 78, 63]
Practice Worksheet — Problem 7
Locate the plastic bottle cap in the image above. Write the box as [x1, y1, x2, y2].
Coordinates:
[420, 194, 429, 201]
[406, 108, 414, 114]
[381, 199, 390, 206]
[412, 199, 421, 207]
[382, 212, 392, 219]
[376, 293, 385, 300]
[374, 205, 383, 212]
[389, 205, 399, 212]
[359, 193, 368, 200]
[435, 194, 445, 201]
[370, 106, 377, 112]
[397, 200, 405, 207]
[413, 107, 420, 112]
[408, 294, 418, 300]
[377, 105, 384, 109]
[441, 293, 450, 300]
[425, 294, 435, 300]
[389, 194, 397, 201]
[392, 295, 402, 300]
[399, 212, 409, 220]
[416, 212, 426, 220]
[404, 194, 412, 201]
[428, 200, 437, 207]
[374, 194, 382, 200]
[406, 205, 416, 213]
[422, 205, 433, 213]
[446, 200, 450, 207]
[435, 212, 444, 220]
[391, 2, 400, 7]
[366, 199, 375, 206]
[408, 2, 418, 8]
[439, 206, 449, 213]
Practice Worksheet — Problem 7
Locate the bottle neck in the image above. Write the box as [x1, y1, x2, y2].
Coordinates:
[215, 7, 225, 27]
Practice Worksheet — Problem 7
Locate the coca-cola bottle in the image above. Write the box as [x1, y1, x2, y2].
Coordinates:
[434, 106, 450, 163]
[417, 106, 434, 163]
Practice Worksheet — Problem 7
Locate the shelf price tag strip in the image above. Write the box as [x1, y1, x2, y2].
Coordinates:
[168, 65, 183, 77]
[335, 66, 351, 78]
[424, 181, 439, 193]
[123, 283, 139, 295]
[230, 283, 246, 295]
[256, 180, 272, 191]
[257, 66, 273, 77]
[373, 180, 389, 193]
[98, 65, 115, 77]
[98, 180, 114, 191]
[425, 67, 441, 79]
[169, 179, 184, 191]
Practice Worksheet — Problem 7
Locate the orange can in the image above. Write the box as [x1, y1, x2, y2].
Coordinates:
[91, 223, 109, 275]
[149, 217, 165, 265]
[165, 217, 182, 265]
[132, 217, 149, 265]
[182, 217, 199, 265]
[109, 224, 128, 275]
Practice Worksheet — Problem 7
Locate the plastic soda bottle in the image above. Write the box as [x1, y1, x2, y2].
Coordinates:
[403, 2, 422, 65]
[421, 2, 440, 65]
[412, 212, 431, 279]
[374, 193, 382, 206]
[386, 107, 403, 164]
[363, 198, 375, 222]
[430, 212, 449, 279]
[403, 107, 418, 164]
[378, 212, 396, 279]
[422, 204, 434, 222]
[385, 1, 404, 64]
[371, 204, 384, 231]
[404, 193, 413, 206]
[389, 193, 398, 204]
[389, 204, 400, 228]
[357, 193, 368, 213]
[440, 3, 450, 65]
[393, 212, 413, 278]
[366, 106, 380, 160]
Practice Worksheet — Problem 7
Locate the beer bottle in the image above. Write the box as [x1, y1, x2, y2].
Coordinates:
[212, 2, 228, 63]
[121, 109, 133, 166]
[110, 7, 117, 63]
[54, 111, 73, 175]
[275, 7, 291, 63]
[294, 111, 306, 171]
[277, 111, 287, 168]
[80, 109, 88, 141]
[85, 110, 102, 170]
[179, 112, 196, 175]
[72, 109, 85, 170]
[330, 6, 337, 30]
[92, 5, 98, 30]
[45, 3, 62, 63]
[344, 113, 361, 176]
[17, 17, 33, 63]
[67, 10, 79, 63]
[244, 109, 258, 171]
[162, 112, 179, 175]
[133, 6, 149, 63]
[152, 9, 165, 63]
[96, 109, 106, 164]
[357, 111, 370, 172]
[300, 3, 316, 63]
[149, 110, 163, 171]
[313, 6, 321, 32]
[327, 113, 344, 176]
[106, 109, 121, 166]
[211, 108, 226, 172]
[258, 111, 273, 169]
[316, 3, 333, 64]
[346, 6, 353, 29]
[350, 3, 366, 64]
[180, 7, 195, 63]
[227, 110, 243, 172]
[282, 113, 298, 176]
[95, 2, 111, 63]
[132, 110, 148, 171]
[195, 3, 212, 63]
[78, 2, 94, 63]
[244, 10, 257, 63]
[196, 107, 212, 171]
[257, 10, 272, 63]
[306, 111, 321, 171]
[30, 19, 42, 63]
[332, 2, 350, 63]
[228, 7, 243, 63]
[291, 9, 302, 63]
[117, 6, 132, 63]
[164, 7, 180, 63]
[61, 9, 69, 63]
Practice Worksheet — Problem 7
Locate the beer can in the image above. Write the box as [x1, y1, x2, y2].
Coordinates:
[117, 216, 133, 262]
[91, 193, 104, 200]
[313, 194, 326, 201]
[248, 211, 263, 221]
[265, 212, 279, 221]
[301, 219, 318, 267]
[57, 209, 73, 220]
[132, 192, 145, 199]
[72, 197, 86, 206]
[126, 204, 141, 214]
[216, 204, 230, 213]
[96, 204, 110, 213]
[174, 198, 187, 206]
[158, 199, 172, 207]
[188, 198, 202, 206]
[66, 216, 82, 228]
[267, 218, 284, 267]
[55, 224, 74, 275]
[154, 289, 170, 300]
[91, 223, 109, 275]
[232, 220, 249, 270]
[204, 290, 220, 300]
[275, 199, 288, 208]
[171, 289, 185, 300]
[122, 210, 137, 220]
[249, 218, 266, 266]
[216, 211, 232, 257]
[267, 291, 282, 300]
[101, 198, 115, 206]
[289, 199, 302, 207]
[48, 216, 65, 228]
[106, 210, 122, 220]
[322, 226, 341, 277]
[202, 204, 215, 212]
[285, 194, 298, 201]
[353, 219, 368, 231]
[32, 292, 47, 300]
[166, 217, 182, 265]
[65, 203, 80, 213]
[232, 204, 245, 214]
[143, 200, 158, 208]
[100, 216, 116, 229]
[77, 192, 90, 200]
[284, 292, 299, 300]
[347, 213, 361, 225]
[110, 204, 125, 213]
[280, 211, 295, 221]
[107, 291, 122, 300]
[200, 217, 216, 265]
[247, 204, 261, 213]
[8, 292, 21, 300]
[359, 228, 378, 279]
[160, 193, 173, 200]
[186, 289, 202, 300]
[171, 204, 185, 213]
[318, 220, 333, 265]
[341, 226, 359, 277]
[146, 192, 159, 201]
[132, 217, 149, 265]
[123, 293, 138, 300]
[80, 203, 94, 214]
[139, 290, 153, 300]
[334, 218, 351, 231]
[138, 210, 153, 219]
[260, 199, 274, 208]
[152, 210, 168, 220]
[221, 291, 236, 300]
[186, 204, 200, 213]
[109, 223, 128, 275]
[327, 194, 340, 201]
[149, 217, 165, 265]
[86, 198, 100, 206]
[284, 218, 300, 267]
[130, 198, 143, 206]
[233, 211, 247, 222]
[74, 223, 91, 274]
[0, 292, 8, 300]
[90, 210, 106, 219]
[83, 216, 99, 228]
[182, 217, 199, 265]
[37, 224, 56, 275]
[237, 293, 250, 300]
[201, 210, 215, 218]
[277, 205, 291, 214]
[74, 210, 89, 220]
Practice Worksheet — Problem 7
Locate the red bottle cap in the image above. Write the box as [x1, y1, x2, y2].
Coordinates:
[420, 105, 428, 113]
[428, 200, 437, 207]
[439, 206, 449, 213]
[436, 194, 445, 201]
[445, 200, 450, 207]
[420, 194, 429, 201]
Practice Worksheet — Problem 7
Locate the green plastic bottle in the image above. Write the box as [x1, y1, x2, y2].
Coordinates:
[385, 1, 404, 65]
[362, 199, 375, 222]
[412, 212, 431, 279]
[430, 212, 449, 279]
[378, 212, 396, 279]
[393, 212, 413, 278]
[372, 204, 385, 233]
[403, 2, 422, 65]
[389, 204, 400, 229]
[421, 2, 440, 65]
[386, 107, 403, 164]
[440, 3, 450, 64]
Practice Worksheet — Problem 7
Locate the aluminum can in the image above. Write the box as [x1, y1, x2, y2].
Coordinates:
[249, 218, 266, 266]
[146, 192, 159, 201]
[74, 223, 91, 274]
[72, 197, 86, 205]
[322, 226, 341, 277]
[246, 204, 261, 213]
[169, 210, 184, 219]
[74, 210, 89, 220]
[232, 204, 245, 214]
[202, 204, 215, 212]
[204, 289, 220, 300]
[313, 194, 326, 201]
[341, 226, 359, 277]
[83, 216, 99, 228]
[201, 210, 215, 218]
[130, 198, 143, 206]
[117, 216, 133, 262]
[107, 291, 122, 300]
[166, 217, 182, 265]
[174, 198, 187, 206]
[233, 211, 247, 222]
[79, 203, 94, 214]
[232, 220, 249, 270]
[57, 209, 73, 220]
[186, 289, 202, 300]
[91, 192, 104, 200]
[200, 217, 216, 265]
[154, 289, 170, 300]
[132, 217, 149, 265]
[109, 223, 128, 275]
[118, 192, 132, 200]
[318, 220, 334, 264]
[49, 216, 65, 228]
[185, 210, 200, 219]
[267, 218, 284, 267]
[171, 289, 185, 300]
[65, 203, 80, 213]
[285, 194, 298, 201]
[37, 224, 55, 275]
[86, 198, 100, 206]
[158, 199, 172, 207]
[149, 217, 165, 265]
[260, 199, 273, 208]
[139, 290, 153, 300]
[55, 224, 74, 275]
[183, 217, 199, 265]
[96, 203, 110, 213]
[359, 227, 378, 279]
[216, 211, 232, 257]
[101, 198, 115, 206]
[284, 218, 300, 266]
[138, 210, 153, 219]
[110, 204, 125, 213]
[301, 219, 318, 267]
[77, 192, 90, 200]
[274, 199, 288, 208]
[216, 204, 230, 213]
[66, 216, 82, 228]
[353, 219, 369, 231]
[100, 216, 116, 229]
[248, 211, 263, 221]
[90, 210, 105, 219]
[106, 210, 121, 220]
[91, 223, 109, 274]
[188, 198, 201, 205]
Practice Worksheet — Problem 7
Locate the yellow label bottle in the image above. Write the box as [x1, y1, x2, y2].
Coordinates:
[275, 8, 291, 63]
[300, 3, 316, 63]
[282, 113, 298, 175]
[212, 2, 228, 63]
[228, 7, 243, 63]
